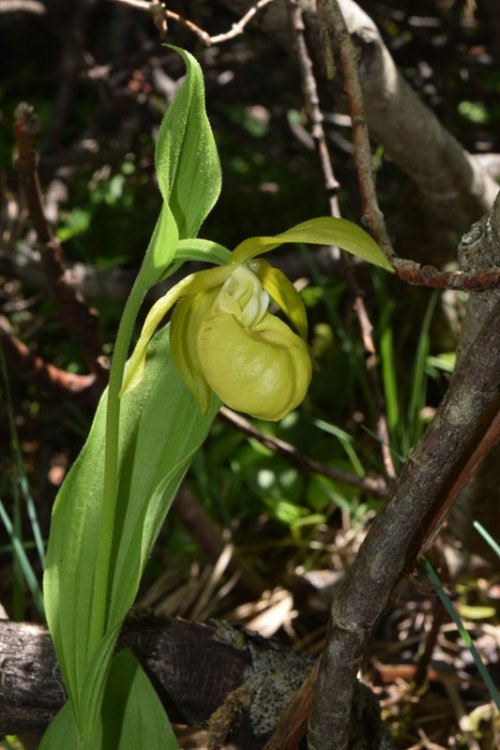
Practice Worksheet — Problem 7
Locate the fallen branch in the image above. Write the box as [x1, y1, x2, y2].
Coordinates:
[0, 614, 393, 749]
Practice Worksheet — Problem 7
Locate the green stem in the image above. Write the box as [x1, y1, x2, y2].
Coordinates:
[175, 238, 231, 265]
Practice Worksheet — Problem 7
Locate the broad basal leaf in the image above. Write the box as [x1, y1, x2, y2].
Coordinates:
[40, 651, 179, 750]
[43, 323, 219, 734]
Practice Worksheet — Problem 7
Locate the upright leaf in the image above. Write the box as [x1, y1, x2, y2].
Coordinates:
[43, 323, 219, 743]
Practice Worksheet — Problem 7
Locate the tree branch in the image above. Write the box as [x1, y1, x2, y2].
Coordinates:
[219, 407, 388, 497]
[308, 279, 500, 748]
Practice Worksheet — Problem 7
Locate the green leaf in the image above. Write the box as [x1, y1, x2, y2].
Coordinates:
[39, 703, 82, 750]
[43, 323, 219, 734]
[174, 238, 232, 266]
[232, 217, 394, 272]
[156, 46, 222, 238]
[40, 651, 179, 750]
[43, 43, 224, 750]
[101, 651, 179, 750]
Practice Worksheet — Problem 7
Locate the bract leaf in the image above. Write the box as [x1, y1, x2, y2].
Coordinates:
[249, 258, 308, 340]
[156, 46, 222, 238]
[232, 217, 394, 272]
[174, 238, 232, 266]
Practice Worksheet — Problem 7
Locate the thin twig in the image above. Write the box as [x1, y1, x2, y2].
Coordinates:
[290, 1, 396, 481]
[107, 0, 275, 46]
[316, 0, 395, 261]
[288, 0, 341, 219]
[13, 103, 108, 388]
[393, 258, 500, 291]
[219, 407, 387, 497]
[0, 325, 98, 404]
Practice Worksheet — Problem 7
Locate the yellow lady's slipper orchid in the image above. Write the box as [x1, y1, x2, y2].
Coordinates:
[122, 257, 312, 421]
[121, 216, 393, 420]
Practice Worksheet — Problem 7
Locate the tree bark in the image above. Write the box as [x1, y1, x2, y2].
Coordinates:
[307, 193, 500, 749]
[447, 191, 500, 561]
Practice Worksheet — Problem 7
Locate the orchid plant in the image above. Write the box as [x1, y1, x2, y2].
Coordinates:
[40, 47, 393, 750]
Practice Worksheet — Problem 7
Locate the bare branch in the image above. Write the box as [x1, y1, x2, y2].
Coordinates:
[308, 289, 500, 748]
[393, 258, 500, 291]
[219, 407, 388, 497]
[316, 0, 394, 262]
[13, 104, 108, 387]
[107, 0, 276, 46]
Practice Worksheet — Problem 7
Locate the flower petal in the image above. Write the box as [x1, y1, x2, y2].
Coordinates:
[170, 288, 219, 412]
[121, 265, 232, 397]
[232, 217, 394, 272]
[197, 310, 312, 421]
[249, 259, 308, 340]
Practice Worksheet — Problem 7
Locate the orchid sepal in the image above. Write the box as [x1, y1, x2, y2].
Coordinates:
[232, 216, 394, 272]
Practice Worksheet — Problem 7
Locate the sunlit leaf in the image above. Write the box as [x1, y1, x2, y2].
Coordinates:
[156, 46, 222, 238]
[43, 323, 219, 738]
[233, 217, 394, 272]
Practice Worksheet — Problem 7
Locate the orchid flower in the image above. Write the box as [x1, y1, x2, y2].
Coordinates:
[122, 239, 312, 421]
[122, 217, 392, 421]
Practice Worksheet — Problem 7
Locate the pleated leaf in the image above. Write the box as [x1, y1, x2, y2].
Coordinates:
[42, 323, 219, 743]
[39, 651, 179, 750]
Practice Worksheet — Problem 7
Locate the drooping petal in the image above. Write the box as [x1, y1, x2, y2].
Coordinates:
[121, 273, 197, 396]
[170, 287, 219, 412]
[249, 258, 308, 340]
[121, 264, 232, 397]
[197, 310, 312, 421]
